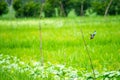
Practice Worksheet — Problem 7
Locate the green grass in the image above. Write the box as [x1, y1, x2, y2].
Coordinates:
[0, 16, 120, 73]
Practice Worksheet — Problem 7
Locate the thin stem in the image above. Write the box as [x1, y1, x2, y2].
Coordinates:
[39, 3, 44, 66]
[39, 23, 43, 66]
[80, 29, 96, 79]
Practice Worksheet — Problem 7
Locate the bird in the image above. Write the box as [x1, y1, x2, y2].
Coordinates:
[90, 31, 96, 39]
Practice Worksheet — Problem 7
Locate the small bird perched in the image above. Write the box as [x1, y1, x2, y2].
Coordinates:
[90, 31, 96, 39]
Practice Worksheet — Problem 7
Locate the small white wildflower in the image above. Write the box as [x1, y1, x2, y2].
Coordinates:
[54, 75, 60, 80]
[74, 78, 78, 80]
[19, 61, 25, 65]
[33, 62, 40, 66]
[52, 70, 58, 75]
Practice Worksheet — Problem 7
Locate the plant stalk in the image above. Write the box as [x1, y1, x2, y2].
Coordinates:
[80, 29, 96, 79]
[39, 3, 44, 66]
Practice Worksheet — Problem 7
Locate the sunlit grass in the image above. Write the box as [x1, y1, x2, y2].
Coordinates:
[0, 16, 120, 72]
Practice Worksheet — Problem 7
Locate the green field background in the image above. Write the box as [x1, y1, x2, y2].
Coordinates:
[0, 16, 120, 72]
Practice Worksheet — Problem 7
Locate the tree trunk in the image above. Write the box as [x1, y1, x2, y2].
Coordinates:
[5, 0, 13, 6]
[104, 0, 113, 16]
[59, 1, 66, 17]
[80, 2, 84, 16]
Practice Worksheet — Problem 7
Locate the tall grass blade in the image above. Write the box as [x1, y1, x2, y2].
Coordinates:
[80, 29, 96, 79]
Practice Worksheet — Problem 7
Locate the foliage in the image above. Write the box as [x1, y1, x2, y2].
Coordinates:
[13, 0, 40, 17]
[0, 0, 119, 17]
[23, 1, 40, 17]
[43, 1, 55, 17]
[91, 0, 108, 15]
[0, 54, 120, 80]
[108, 0, 120, 15]
[67, 9, 77, 18]
[12, 0, 24, 17]
[69, 0, 91, 16]
[91, 0, 120, 15]
[43, 0, 71, 17]
[1, 5, 15, 19]
[0, 54, 79, 80]
[0, 0, 8, 15]
[85, 8, 97, 17]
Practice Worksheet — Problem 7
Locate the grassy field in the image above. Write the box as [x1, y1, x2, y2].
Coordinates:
[0, 16, 120, 79]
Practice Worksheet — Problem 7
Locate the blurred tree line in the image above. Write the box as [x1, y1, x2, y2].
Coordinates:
[0, 0, 120, 17]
